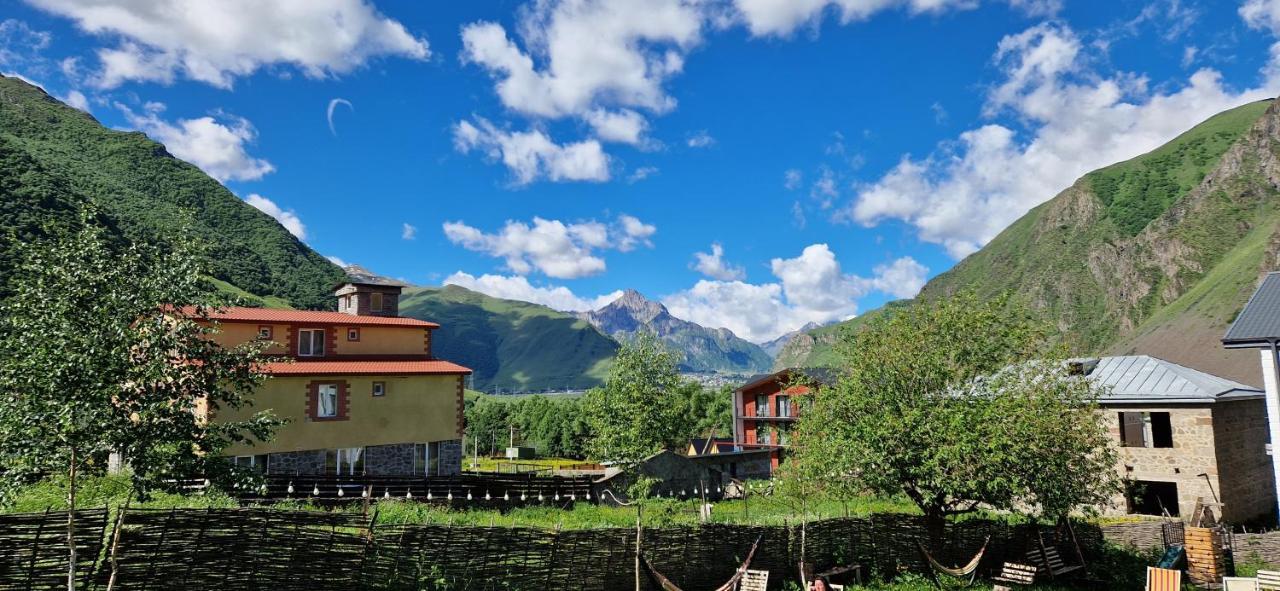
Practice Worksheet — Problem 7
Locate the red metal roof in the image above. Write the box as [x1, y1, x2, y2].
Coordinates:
[259, 360, 471, 376]
[204, 307, 438, 328]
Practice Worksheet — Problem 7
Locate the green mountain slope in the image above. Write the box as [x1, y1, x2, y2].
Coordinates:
[400, 285, 618, 392]
[0, 75, 344, 308]
[777, 98, 1280, 385]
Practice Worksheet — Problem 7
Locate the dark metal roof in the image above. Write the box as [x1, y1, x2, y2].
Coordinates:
[1223, 272, 1280, 348]
[735, 367, 837, 392]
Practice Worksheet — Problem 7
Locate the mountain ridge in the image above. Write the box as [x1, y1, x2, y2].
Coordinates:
[776, 97, 1280, 385]
[576, 289, 773, 374]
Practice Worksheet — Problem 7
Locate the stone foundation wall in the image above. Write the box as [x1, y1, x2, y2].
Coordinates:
[1212, 398, 1275, 523]
[438, 439, 462, 476]
[366, 443, 417, 476]
[267, 450, 326, 476]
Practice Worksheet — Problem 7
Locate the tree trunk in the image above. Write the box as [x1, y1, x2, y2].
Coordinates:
[66, 448, 77, 591]
[924, 507, 947, 553]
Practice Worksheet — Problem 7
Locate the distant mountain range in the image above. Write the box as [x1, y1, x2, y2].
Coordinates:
[575, 290, 773, 374]
[777, 98, 1280, 386]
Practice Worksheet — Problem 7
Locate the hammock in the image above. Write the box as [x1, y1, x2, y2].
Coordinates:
[642, 535, 763, 591]
[916, 535, 990, 587]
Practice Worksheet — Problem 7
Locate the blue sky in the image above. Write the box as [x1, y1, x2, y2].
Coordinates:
[3, 0, 1280, 343]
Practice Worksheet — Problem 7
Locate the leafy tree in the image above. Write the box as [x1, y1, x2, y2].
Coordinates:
[582, 333, 689, 497]
[788, 293, 1119, 544]
[0, 217, 280, 589]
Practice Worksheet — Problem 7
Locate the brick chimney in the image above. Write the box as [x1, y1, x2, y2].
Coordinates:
[334, 282, 403, 317]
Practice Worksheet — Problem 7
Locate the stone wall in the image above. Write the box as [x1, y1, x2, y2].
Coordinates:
[365, 443, 417, 476]
[438, 439, 462, 476]
[1212, 398, 1275, 523]
[267, 449, 326, 475]
[1103, 404, 1220, 518]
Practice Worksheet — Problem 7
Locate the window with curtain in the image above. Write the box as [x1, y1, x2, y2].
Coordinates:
[317, 384, 338, 418]
[755, 394, 768, 417]
[777, 395, 791, 417]
[298, 328, 325, 356]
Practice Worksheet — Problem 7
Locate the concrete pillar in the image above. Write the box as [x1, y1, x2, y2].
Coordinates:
[1259, 347, 1280, 520]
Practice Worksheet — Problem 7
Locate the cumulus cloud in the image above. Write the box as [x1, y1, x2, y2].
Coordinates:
[444, 272, 621, 312]
[845, 21, 1280, 258]
[119, 102, 274, 183]
[691, 243, 745, 281]
[25, 0, 429, 89]
[245, 194, 305, 240]
[453, 118, 610, 184]
[585, 108, 649, 145]
[61, 89, 89, 111]
[731, 0, 979, 37]
[442, 215, 655, 279]
[401, 223, 417, 240]
[664, 244, 928, 342]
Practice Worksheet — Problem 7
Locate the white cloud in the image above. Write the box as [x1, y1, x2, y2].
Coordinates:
[119, 102, 274, 183]
[444, 271, 621, 312]
[327, 98, 353, 136]
[730, 0, 979, 38]
[846, 21, 1280, 258]
[1242, 0, 1280, 35]
[25, 0, 429, 89]
[691, 243, 745, 281]
[687, 130, 715, 148]
[326, 255, 349, 267]
[453, 117, 610, 184]
[60, 89, 89, 111]
[442, 214, 655, 279]
[784, 168, 803, 190]
[0, 19, 52, 71]
[586, 108, 649, 145]
[664, 244, 928, 341]
[627, 166, 659, 182]
[401, 223, 417, 240]
[245, 194, 305, 240]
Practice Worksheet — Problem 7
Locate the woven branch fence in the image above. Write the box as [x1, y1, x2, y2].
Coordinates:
[0, 508, 1105, 591]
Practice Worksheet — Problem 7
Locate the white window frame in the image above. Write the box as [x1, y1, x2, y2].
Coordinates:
[298, 328, 325, 357]
[777, 395, 791, 418]
[372, 381, 386, 397]
[317, 384, 338, 418]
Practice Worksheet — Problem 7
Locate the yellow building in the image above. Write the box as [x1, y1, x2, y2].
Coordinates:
[206, 281, 471, 476]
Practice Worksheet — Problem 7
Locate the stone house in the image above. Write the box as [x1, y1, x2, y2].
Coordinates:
[1079, 355, 1274, 523]
[202, 280, 472, 476]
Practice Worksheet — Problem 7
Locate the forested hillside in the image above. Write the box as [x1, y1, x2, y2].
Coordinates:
[400, 285, 618, 392]
[0, 75, 344, 308]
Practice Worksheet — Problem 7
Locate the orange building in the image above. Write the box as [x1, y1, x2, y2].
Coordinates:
[731, 368, 834, 473]
[205, 281, 471, 477]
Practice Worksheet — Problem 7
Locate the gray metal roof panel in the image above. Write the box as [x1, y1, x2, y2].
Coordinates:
[1087, 355, 1261, 402]
[1223, 272, 1280, 345]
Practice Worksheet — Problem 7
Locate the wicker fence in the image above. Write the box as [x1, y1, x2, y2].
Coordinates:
[0, 507, 1109, 591]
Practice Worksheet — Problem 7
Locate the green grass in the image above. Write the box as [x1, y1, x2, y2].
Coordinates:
[1088, 100, 1272, 236]
[206, 276, 294, 309]
[400, 284, 617, 392]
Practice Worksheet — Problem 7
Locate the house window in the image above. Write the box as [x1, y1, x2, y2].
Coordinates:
[755, 394, 769, 417]
[777, 395, 791, 418]
[298, 328, 325, 357]
[1126, 480, 1180, 517]
[1118, 412, 1173, 448]
[232, 454, 268, 472]
[413, 442, 442, 476]
[372, 381, 386, 397]
[257, 326, 273, 340]
[325, 447, 364, 476]
[371, 292, 384, 312]
[348, 327, 360, 341]
[317, 384, 339, 418]
[759, 427, 773, 446]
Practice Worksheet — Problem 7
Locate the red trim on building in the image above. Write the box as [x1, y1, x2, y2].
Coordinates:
[455, 375, 466, 438]
[204, 306, 438, 328]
